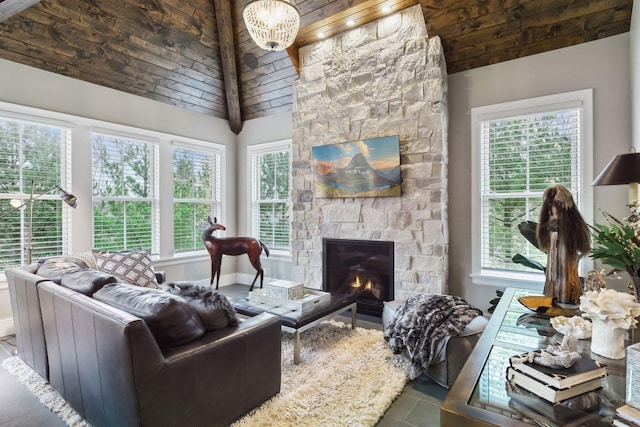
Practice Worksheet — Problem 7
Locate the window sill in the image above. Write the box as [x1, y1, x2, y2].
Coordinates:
[152, 252, 210, 268]
[471, 271, 545, 291]
[151, 250, 291, 267]
[265, 250, 291, 262]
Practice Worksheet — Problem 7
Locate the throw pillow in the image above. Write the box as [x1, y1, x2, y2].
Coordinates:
[60, 268, 118, 296]
[36, 257, 88, 284]
[94, 283, 206, 348]
[164, 282, 239, 330]
[70, 251, 99, 270]
[92, 249, 159, 289]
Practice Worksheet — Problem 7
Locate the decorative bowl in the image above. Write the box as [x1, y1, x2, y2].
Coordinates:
[550, 315, 592, 339]
[518, 295, 579, 317]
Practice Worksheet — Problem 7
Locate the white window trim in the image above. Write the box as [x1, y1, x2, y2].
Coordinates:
[171, 141, 225, 254]
[247, 139, 292, 259]
[470, 89, 594, 290]
[91, 131, 161, 254]
[0, 113, 74, 272]
[0, 99, 229, 275]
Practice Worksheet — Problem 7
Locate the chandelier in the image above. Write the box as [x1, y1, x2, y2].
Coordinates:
[243, 0, 300, 52]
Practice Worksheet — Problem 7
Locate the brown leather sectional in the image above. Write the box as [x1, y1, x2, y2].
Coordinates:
[6, 264, 282, 427]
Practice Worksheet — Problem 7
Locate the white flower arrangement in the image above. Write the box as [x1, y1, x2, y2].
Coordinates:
[580, 288, 640, 330]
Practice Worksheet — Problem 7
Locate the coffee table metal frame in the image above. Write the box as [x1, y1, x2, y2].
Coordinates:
[283, 301, 357, 364]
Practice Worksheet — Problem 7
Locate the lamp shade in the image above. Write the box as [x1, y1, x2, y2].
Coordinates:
[60, 190, 79, 208]
[592, 153, 640, 186]
[56, 186, 79, 208]
[243, 0, 300, 52]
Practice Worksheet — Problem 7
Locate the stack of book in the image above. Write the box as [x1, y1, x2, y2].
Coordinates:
[506, 350, 608, 404]
[614, 405, 640, 427]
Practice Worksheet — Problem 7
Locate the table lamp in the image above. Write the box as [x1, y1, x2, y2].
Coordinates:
[592, 152, 640, 205]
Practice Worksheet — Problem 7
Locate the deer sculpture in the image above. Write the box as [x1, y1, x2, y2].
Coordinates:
[202, 216, 270, 291]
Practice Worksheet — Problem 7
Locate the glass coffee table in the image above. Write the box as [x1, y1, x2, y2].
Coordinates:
[441, 287, 626, 426]
[230, 291, 358, 364]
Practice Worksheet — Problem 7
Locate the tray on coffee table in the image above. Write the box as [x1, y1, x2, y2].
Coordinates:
[248, 288, 330, 313]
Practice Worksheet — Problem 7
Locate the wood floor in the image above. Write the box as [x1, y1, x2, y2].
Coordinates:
[0, 285, 447, 426]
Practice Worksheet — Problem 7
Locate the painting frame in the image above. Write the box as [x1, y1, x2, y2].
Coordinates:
[311, 135, 402, 199]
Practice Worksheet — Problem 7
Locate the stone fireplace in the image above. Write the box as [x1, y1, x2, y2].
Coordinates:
[290, 5, 449, 300]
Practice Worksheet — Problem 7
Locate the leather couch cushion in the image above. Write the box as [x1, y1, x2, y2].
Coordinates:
[164, 282, 239, 330]
[36, 257, 87, 284]
[60, 268, 118, 296]
[94, 283, 206, 347]
[92, 249, 159, 289]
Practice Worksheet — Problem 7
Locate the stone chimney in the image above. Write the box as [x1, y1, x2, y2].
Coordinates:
[290, 5, 449, 299]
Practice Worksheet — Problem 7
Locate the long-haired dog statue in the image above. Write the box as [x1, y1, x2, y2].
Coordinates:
[537, 185, 590, 305]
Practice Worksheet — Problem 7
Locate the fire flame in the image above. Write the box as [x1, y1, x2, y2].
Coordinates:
[352, 275, 361, 288]
[352, 274, 373, 290]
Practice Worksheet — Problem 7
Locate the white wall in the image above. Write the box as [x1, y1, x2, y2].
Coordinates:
[0, 58, 238, 336]
[236, 111, 294, 282]
[448, 33, 632, 311]
[633, 0, 640, 151]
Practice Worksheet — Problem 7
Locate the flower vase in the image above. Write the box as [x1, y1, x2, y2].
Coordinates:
[631, 274, 640, 344]
[590, 317, 626, 359]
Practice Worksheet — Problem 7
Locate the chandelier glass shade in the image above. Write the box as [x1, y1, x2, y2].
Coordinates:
[243, 0, 300, 52]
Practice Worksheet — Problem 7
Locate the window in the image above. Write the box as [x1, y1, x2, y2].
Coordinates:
[0, 115, 73, 269]
[248, 140, 291, 253]
[92, 131, 159, 253]
[173, 144, 222, 253]
[471, 90, 593, 288]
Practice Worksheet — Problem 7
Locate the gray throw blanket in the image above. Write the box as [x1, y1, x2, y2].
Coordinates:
[385, 294, 482, 379]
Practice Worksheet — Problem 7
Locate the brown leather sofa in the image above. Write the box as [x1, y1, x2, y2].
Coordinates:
[6, 264, 282, 427]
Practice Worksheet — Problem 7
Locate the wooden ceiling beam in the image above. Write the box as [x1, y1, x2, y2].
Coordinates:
[0, 0, 41, 22]
[213, 0, 242, 134]
[286, 0, 418, 73]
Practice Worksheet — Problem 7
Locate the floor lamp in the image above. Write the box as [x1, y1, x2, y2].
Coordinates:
[0, 180, 79, 265]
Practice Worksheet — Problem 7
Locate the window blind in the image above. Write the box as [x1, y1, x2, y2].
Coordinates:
[252, 149, 290, 250]
[480, 109, 581, 273]
[0, 117, 72, 268]
[173, 146, 221, 252]
[92, 132, 158, 252]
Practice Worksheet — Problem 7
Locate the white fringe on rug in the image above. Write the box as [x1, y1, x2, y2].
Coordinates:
[2, 320, 409, 427]
[1, 356, 90, 427]
[232, 319, 411, 427]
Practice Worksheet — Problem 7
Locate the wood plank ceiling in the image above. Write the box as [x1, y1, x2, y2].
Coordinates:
[0, 0, 632, 134]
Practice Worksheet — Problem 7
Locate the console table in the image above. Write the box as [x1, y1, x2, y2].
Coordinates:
[441, 288, 626, 426]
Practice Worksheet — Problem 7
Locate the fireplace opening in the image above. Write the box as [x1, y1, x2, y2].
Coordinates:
[322, 238, 394, 317]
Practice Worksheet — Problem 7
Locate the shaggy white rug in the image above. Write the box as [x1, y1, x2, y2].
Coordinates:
[2, 320, 410, 427]
[1, 356, 89, 427]
[233, 320, 411, 427]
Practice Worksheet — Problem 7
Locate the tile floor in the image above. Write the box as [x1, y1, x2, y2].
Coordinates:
[0, 284, 446, 427]
[0, 335, 66, 427]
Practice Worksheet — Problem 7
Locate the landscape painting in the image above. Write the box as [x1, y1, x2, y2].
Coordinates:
[312, 136, 402, 198]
